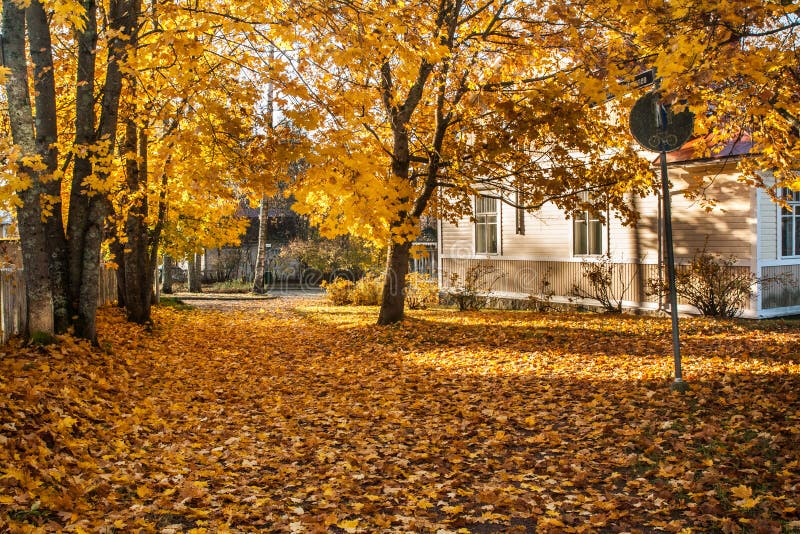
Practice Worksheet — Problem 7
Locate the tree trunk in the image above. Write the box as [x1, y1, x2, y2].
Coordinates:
[66, 0, 131, 342]
[2, 0, 55, 337]
[252, 196, 269, 293]
[27, 0, 70, 334]
[252, 52, 274, 293]
[377, 241, 411, 325]
[161, 255, 174, 294]
[2, 0, 132, 342]
[109, 236, 126, 308]
[67, 0, 99, 336]
[122, 122, 152, 324]
[188, 254, 202, 292]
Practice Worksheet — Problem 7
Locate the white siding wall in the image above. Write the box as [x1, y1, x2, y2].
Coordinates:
[441, 165, 756, 266]
[501, 202, 573, 259]
[606, 193, 660, 263]
[668, 167, 755, 261]
[440, 217, 474, 259]
[758, 185, 778, 261]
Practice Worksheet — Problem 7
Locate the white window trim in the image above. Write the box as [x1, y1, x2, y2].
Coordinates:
[473, 194, 501, 256]
[778, 188, 800, 259]
[571, 205, 606, 258]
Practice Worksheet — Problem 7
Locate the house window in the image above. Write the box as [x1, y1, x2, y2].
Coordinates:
[573, 192, 603, 256]
[781, 188, 800, 257]
[475, 195, 498, 254]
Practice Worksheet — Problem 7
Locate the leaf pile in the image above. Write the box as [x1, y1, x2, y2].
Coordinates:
[1, 300, 799, 532]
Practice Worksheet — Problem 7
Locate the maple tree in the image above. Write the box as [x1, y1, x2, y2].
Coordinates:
[107, 1, 268, 321]
[279, 0, 655, 324]
[1, 0, 135, 341]
[1, 298, 799, 531]
[0, 0, 281, 338]
[567, 0, 799, 190]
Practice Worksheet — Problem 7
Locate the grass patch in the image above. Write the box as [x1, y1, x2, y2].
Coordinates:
[202, 280, 253, 293]
[156, 296, 194, 310]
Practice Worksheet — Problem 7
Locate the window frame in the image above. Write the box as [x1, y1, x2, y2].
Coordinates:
[474, 194, 500, 255]
[780, 188, 800, 258]
[572, 192, 605, 257]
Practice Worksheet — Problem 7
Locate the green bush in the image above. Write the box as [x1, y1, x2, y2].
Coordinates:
[405, 272, 439, 310]
[281, 234, 384, 282]
[321, 278, 354, 305]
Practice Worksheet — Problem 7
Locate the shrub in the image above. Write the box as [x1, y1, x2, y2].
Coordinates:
[321, 278, 354, 305]
[281, 235, 384, 283]
[448, 265, 503, 311]
[405, 272, 439, 310]
[351, 274, 383, 306]
[648, 249, 759, 318]
[571, 254, 634, 313]
[527, 268, 555, 312]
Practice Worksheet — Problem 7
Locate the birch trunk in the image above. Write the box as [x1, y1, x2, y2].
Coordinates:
[252, 196, 269, 293]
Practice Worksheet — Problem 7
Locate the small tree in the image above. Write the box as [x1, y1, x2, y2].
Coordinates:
[280, 234, 383, 282]
[527, 268, 555, 312]
[571, 254, 635, 313]
[649, 249, 761, 318]
[448, 265, 504, 312]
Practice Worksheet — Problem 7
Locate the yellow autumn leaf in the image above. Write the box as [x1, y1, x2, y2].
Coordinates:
[734, 497, 761, 510]
[730, 485, 752, 499]
[416, 498, 434, 509]
[336, 519, 360, 532]
[441, 504, 464, 514]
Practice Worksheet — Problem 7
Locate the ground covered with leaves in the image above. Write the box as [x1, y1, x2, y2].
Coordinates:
[1, 298, 799, 533]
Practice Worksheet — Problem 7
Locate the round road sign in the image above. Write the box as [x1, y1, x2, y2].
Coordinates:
[629, 92, 694, 152]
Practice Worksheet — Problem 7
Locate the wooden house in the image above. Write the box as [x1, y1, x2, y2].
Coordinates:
[438, 141, 800, 317]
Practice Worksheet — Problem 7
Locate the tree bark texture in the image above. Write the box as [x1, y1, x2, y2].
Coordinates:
[122, 123, 152, 324]
[188, 254, 202, 293]
[377, 241, 411, 325]
[1, 0, 136, 342]
[2, 0, 55, 336]
[161, 255, 174, 294]
[109, 236, 126, 308]
[67, 0, 98, 321]
[67, 0, 135, 342]
[26, 0, 70, 333]
[252, 196, 269, 293]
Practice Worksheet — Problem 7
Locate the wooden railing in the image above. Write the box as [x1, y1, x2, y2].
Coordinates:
[0, 268, 117, 344]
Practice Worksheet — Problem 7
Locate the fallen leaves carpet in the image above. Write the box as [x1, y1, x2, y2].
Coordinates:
[1, 298, 799, 533]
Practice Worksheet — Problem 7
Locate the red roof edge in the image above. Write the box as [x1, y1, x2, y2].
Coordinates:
[661, 132, 754, 164]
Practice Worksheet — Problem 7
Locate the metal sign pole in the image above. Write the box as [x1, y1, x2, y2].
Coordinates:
[629, 91, 693, 392]
[659, 150, 687, 391]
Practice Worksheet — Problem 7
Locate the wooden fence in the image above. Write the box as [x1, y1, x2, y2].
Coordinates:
[1, 268, 118, 344]
[1, 269, 26, 344]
